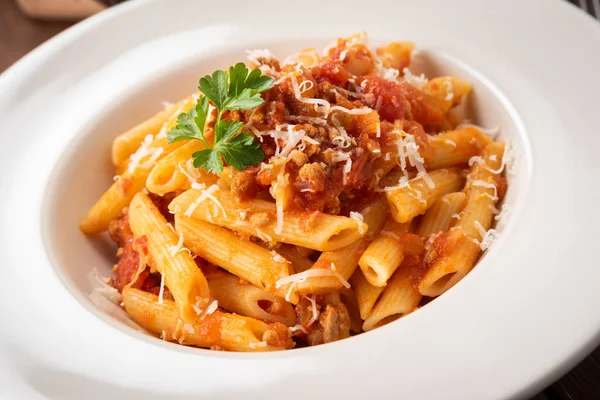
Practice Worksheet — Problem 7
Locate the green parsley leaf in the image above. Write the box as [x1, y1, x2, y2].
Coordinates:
[167, 62, 274, 174]
[214, 119, 244, 144]
[167, 96, 209, 145]
[198, 70, 228, 110]
[192, 148, 223, 173]
[217, 132, 264, 170]
[192, 120, 262, 174]
[228, 63, 273, 98]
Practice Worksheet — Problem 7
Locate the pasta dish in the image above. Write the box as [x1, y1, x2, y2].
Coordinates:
[80, 33, 509, 351]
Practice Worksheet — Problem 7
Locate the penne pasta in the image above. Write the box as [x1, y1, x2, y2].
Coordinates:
[80, 107, 191, 233]
[418, 142, 505, 297]
[386, 168, 465, 223]
[350, 269, 384, 320]
[206, 269, 296, 326]
[363, 263, 422, 331]
[293, 195, 389, 295]
[122, 288, 293, 351]
[417, 192, 467, 236]
[174, 214, 295, 301]
[358, 219, 411, 287]
[422, 77, 472, 107]
[146, 141, 217, 195]
[111, 95, 196, 167]
[128, 193, 210, 323]
[426, 127, 492, 170]
[168, 188, 367, 251]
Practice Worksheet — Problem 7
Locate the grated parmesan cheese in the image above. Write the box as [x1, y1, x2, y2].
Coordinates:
[402, 67, 428, 89]
[473, 221, 500, 251]
[128, 134, 162, 173]
[408, 188, 426, 204]
[469, 179, 499, 201]
[168, 230, 185, 256]
[290, 75, 331, 114]
[275, 269, 351, 290]
[305, 295, 319, 327]
[494, 204, 510, 221]
[158, 272, 166, 304]
[329, 150, 353, 184]
[349, 211, 365, 235]
[394, 132, 434, 189]
[246, 48, 275, 65]
[382, 174, 410, 192]
[468, 156, 504, 175]
[271, 250, 288, 263]
[184, 185, 226, 217]
[380, 230, 400, 240]
[289, 324, 308, 333]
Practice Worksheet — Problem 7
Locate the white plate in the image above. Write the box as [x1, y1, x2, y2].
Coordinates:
[1, 0, 600, 399]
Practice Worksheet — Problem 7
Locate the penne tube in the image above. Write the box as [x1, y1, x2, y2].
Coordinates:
[418, 142, 505, 297]
[422, 77, 472, 107]
[206, 270, 296, 326]
[174, 214, 295, 302]
[363, 263, 422, 331]
[350, 269, 384, 320]
[358, 219, 411, 287]
[386, 168, 465, 223]
[293, 195, 389, 295]
[111, 95, 195, 167]
[79, 171, 148, 234]
[80, 107, 190, 233]
[426, 127, 492, 170]
[168, 188, 367, 251]
[377, 41, 415, 70]
[128, 193, 210, 323]
[294, 238, 367, 296]
[417, 192, 467, 236]
[122, 288, 293, 351]
[146, 141, 217, 195]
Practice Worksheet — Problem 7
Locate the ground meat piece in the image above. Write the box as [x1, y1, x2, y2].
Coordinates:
[108, 210, 131, 248]
[288, 150, 309, 168]
[230, 168, 258, 200]
[298, 162, 327, 192]
[307, 301, 351, 346]
[112, 239, 141, 292]
[108, 211, 159, 293]
[249, 212, 270, 227]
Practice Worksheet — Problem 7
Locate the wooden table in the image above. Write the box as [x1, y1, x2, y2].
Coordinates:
[2, 0, 599, 398]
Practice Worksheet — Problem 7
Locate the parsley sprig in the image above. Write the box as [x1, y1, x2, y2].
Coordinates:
[167, 63, 273, 173]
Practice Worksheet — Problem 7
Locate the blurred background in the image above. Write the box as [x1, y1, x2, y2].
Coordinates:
[1, 0, 600, 399]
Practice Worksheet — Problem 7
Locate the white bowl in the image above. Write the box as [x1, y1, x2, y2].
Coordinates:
[1, 0, 600, 399]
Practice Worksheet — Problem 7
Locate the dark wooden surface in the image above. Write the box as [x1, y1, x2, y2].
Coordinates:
[2, 0, 600, 398]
